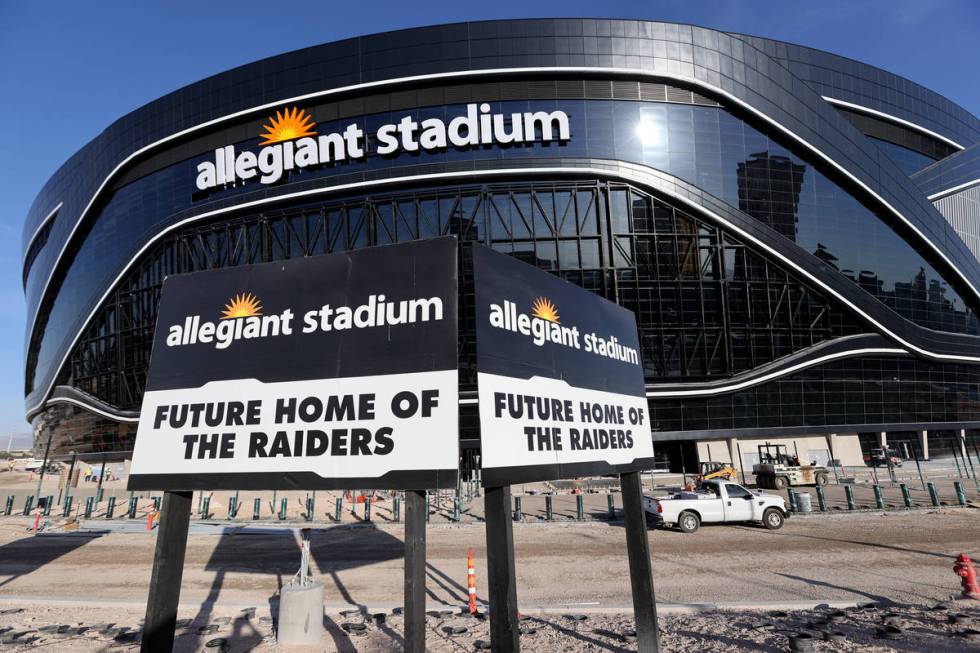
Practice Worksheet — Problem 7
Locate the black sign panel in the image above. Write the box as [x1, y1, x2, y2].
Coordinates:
[473, 245, 655, 486]
[129, 237, 459, 490]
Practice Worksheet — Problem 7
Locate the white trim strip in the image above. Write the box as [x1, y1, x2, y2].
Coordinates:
[43, 345, 907, 421]
[821, 96, 965, 151]
[26, 165, 980, 420]
[45, 396, 139, 423]
[645, 347, 907, 397]
[22, 202, 63, 267]
[26, 67, 980, 418]
[26, 66, 980, 361]
[928, 178, 980, 201]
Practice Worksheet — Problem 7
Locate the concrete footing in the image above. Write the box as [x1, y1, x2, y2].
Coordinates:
[277, 579, 324, 645]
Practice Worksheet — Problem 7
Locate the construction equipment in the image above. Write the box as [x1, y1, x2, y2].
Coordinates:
[866, 447, 903, 468]
[697, 461, 739, 483]
[752, 443, 829, 489]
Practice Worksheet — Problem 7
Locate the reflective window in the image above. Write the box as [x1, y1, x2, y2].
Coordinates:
[62, 180, 867, 411]
[27, 96, 980, 397]
[868, 136, 936, 177]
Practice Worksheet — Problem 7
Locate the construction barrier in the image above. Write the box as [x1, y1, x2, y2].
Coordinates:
[576, 494, 585, 520]
[393, 496, 401, 522]
[844, 486, 855, 510]
[128, 496, 138, 519]
[200, 497, 210, 519]
[4, 495, 13, 516]
[33, 508, 41, 533]
[228, 496, 238, 520]
[153, 496, 162, 511]
[106, 496, 116, 518]
[364, 498, 372, 522]
[253, 498, 262, 520]
[42, 496, 53, 516]
[467, 547, 478, 615]
[927, 482, 941, 507]
[96, 488, 104, 504]
[278, 497, 287, 520]
[873, 485, 884, 509]
[900, 483, 913, 508]
[147, 509, 157, 531]
[815, 485, 827, 512]
[22, 496, 34, 516]
[513, 496, 522, 522]
[305, 496, 314, 522]
[335, 497, 343, 522]
[607, 494, 615, 520]
[787, 488, 798, 512]
[425, 493, 431, 523]
[84, 497, 94, 519]
[453, 496, 460, 523]
[955, 481, 968, 506]
[545, 495, 553, 521]
[62, 495, 73, 518]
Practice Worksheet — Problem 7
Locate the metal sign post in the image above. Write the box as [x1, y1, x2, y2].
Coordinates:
[141, 490, 192, 653]
[404, 490, 427, 652]
[621, 471, 660, 652]
[484, 485, 519, 652]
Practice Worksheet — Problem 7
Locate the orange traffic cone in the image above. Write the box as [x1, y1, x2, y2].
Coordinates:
[467, 547, 478, 614]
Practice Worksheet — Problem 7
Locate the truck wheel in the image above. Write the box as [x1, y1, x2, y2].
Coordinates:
[815, 473, 829, 486]
[763, 508, 784, 530]
[677, 511, 700, 534]
[773, 476, 788, 490]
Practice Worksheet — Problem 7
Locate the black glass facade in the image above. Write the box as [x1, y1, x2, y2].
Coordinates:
[24, 93, 980, 403]
[21, 19, 980, 455]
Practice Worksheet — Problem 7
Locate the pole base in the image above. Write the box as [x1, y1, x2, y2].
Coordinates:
[278, 580, 325, 645]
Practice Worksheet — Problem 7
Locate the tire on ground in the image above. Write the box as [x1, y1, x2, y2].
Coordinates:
[763, 507, 785, 530]
[815, 473, 829, 486]
[773, 476, 788, 489]
[678, 510, 700, 534]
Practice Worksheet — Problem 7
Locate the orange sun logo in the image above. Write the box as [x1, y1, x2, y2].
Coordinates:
[258, 107, 317, 145]
[221, 293, 263, 319]
[531, 297, 560, 323]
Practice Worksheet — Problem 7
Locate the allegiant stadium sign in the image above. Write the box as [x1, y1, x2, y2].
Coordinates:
[195, 104, 571, 191]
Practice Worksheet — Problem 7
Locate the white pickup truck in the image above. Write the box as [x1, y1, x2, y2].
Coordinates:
[644, 479, 788, 533]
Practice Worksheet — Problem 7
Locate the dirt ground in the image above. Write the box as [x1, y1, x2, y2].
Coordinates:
[1, 600, 980, 652]
[0, 507, 978, 650]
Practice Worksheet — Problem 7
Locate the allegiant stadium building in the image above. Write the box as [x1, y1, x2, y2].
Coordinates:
[21, 19, 980, 471]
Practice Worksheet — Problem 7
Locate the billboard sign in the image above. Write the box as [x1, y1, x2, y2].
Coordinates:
[128, 237, 459, 490]
[473, 245, 654, 486]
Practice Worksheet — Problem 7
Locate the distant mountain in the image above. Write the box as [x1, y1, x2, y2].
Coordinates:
[3, 433, 33, 452]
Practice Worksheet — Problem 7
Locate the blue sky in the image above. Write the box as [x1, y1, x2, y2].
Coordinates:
[0, 0, 978, 444]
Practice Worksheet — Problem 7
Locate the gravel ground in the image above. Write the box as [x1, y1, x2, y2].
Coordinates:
[1, 600, 980, 651]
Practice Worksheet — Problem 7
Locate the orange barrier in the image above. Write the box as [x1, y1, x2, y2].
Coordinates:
[467, 547, 478, 614]
[33, 508, 41, 534]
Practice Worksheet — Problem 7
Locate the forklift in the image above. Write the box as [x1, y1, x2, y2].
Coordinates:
[752, 442, 829, 489]
[697, 461, 739, 483]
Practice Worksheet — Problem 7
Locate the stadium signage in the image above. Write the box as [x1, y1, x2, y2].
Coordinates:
[195, 103, 571, 191]
[473, 245, 655, 486]
[128, 237, 459, 491]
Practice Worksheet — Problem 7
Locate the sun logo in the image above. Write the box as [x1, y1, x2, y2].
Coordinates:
[531, 297, 560, 323]
[258, 107, 317, 145]
[221, 293, 263, 319]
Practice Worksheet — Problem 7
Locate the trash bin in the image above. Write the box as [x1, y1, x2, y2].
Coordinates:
[796, 492, 812, 513]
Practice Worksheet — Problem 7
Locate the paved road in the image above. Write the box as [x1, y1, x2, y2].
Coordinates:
[0, 508, 976, 612]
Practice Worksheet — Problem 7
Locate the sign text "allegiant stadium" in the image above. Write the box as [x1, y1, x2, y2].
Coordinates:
[195, 103, 571, 191]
